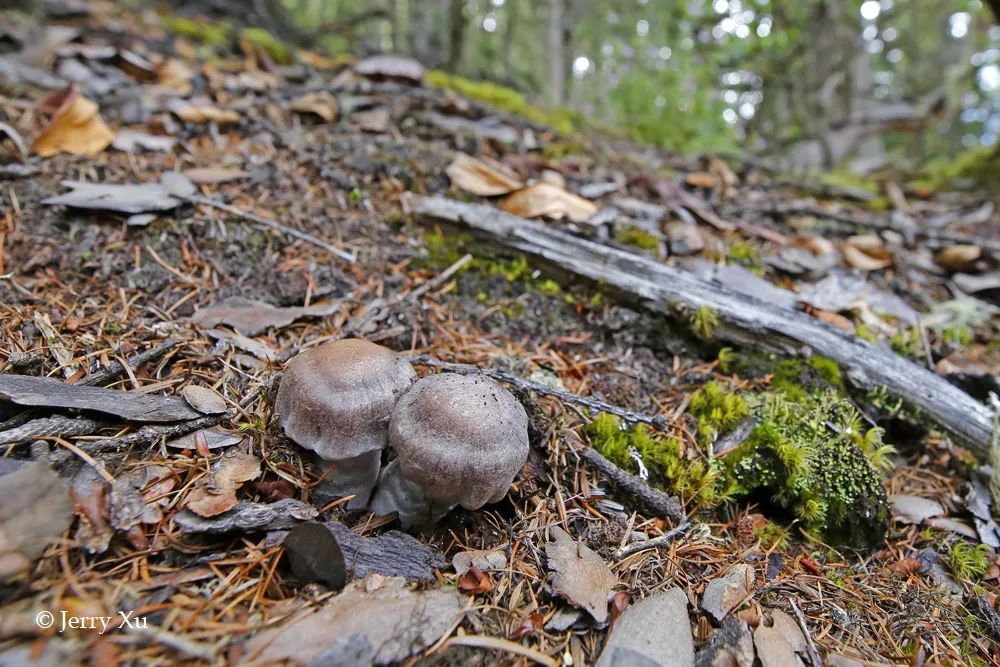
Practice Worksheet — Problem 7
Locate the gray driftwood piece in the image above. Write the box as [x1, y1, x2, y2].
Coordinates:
[412, 195, 994, 458]
[324, 521, 445, 582]
[0, 374, 201, 423]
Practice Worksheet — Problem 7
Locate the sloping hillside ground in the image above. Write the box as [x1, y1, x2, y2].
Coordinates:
[1, 5, 999, 666]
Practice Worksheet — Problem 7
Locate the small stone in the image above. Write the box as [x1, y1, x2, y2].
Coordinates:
[701, 564, 756, 622]
[596, 587, 694, 667]
[694, 616, 754, 667]
[889, 495, 944, 525]
[753, 624, 804, 667]
[667, 221, 704, 256]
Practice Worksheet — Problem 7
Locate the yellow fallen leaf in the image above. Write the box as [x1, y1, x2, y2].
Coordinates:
[685, 171, 719, 189]
[934, 245, 981, 272]
[500, 182, 597, 222]
[32, 87, 113, 157]
[446, 153, 523, 196]
[842, 235, 892, 271]
[290, 91, 338, 122]
[157, 58, 193, 94]
[171, 102, 240, 125]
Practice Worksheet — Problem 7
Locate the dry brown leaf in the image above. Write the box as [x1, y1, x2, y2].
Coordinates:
[157, 58, 193, 93]
[934, 245, 981, 272]
[685, 171, 720, 189]
[32, 87, 113, 157]
[0, 461, 73, 580]
[500, 182, 597, 222]
[446, 153, 524, 196]
[290, 91, 338, 122]
[182, 167, 251, 184]
[842, 234, 892, 271]
[185, 450, 261, 518]
[170, 100, 240, 125]
[546, 526, 618, 623]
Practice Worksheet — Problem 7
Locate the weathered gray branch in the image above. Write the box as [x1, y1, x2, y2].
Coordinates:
[412, 195, 995, 459]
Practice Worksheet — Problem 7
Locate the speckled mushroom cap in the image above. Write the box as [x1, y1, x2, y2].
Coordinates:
[276, 339, 417, 460]
[387, 372, 529, 509]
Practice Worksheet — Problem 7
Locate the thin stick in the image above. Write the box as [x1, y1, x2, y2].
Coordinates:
[614, 521, 691, 560]
[789, 597, 823, 667]
[188, 194, 355, 264]
[0, 415, 103, 446]
[406, 253, 473, 301]
[52, 437, 115, 483]
[407, 355, 668, 429]
[573, 441, 685, 522]
[444, 635, 558, 667]
[79, 339, 180, 387]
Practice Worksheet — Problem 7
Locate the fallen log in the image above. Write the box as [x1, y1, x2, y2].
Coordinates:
[411, 194, 995, 458]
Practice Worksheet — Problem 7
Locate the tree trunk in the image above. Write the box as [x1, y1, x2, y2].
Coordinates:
[546, 0, 566, 106]
[446, 0, 466, 73]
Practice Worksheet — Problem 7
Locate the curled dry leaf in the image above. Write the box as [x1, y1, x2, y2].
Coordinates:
[354, 54, 425, 83]
[500, 182, 598, 222]
[685, 171, 720, 189]
[190, 296, 341, 336]
[842, 234, 892, 271]
[0, 461, 73, 580]
[458, 566, 492, 594]
[32, 86, 113, 157]
[182, 167, 250, 184]
[546, 526, 618, 623]
[185, 450, 261, 517]
[934, 245, 982, 272]
[290, 91, 338, 122]
[446, 153, 524, 196]
[157, 58, 193, 93]
[169, 99, 240, 125]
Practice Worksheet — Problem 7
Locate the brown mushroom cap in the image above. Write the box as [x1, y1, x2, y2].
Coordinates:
[387, 373, 529, 510]
[276, 339, 417, 460]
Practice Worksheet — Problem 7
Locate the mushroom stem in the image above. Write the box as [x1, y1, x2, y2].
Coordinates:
[369, 459, 453, 528]
[311, 449, 381, 510]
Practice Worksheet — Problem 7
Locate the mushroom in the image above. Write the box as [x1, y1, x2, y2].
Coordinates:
[369, 373, 529, 528]
[275, 338, 416, 508]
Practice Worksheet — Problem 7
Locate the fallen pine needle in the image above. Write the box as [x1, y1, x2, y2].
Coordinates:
[444, 635, 559, 667]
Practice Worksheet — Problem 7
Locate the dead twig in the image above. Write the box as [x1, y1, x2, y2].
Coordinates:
[188, 194, 355, 264]
[0, 415, 104, 447]
[789, 597, 823, 667]
[79, 339, 180, 387]
[405, 253, 473, 302]
[573, 441, 686, 523]
[614, 521, 691, 560]
[407, 355, 668, 430]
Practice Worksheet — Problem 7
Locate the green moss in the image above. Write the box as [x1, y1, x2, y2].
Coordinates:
[541, 141, 589, 161]
[161, 14, 232, 46]
[240, 27, 292, 64]
[690, 381, 750, 444]
[722, 390, 890, 547]
[818, 171, 879, 196]
[425, 70, 577, 135]
[921, 143, 1000, 191]
[589, 385, 890, 548]
[727, 240, 763, 272]
[690, 304, 719, 340]
[587, 413, 727, 508]
[949, 542, 991, 581]
[755, 520, 791, 550]
[770, 356, 843, 401]
[717, 347, 737, 373]
[615, 225, 661, 255]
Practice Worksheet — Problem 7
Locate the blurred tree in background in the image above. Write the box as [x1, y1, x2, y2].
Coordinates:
[177, 0, 1000, 170]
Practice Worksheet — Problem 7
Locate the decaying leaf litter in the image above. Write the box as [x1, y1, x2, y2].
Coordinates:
[0, 5, 999, 666]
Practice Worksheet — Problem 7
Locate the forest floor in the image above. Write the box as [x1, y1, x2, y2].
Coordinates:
[1, 4, 1000, 667]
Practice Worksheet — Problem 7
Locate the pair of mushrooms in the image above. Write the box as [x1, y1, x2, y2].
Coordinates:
[275, 339, 529, 528]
